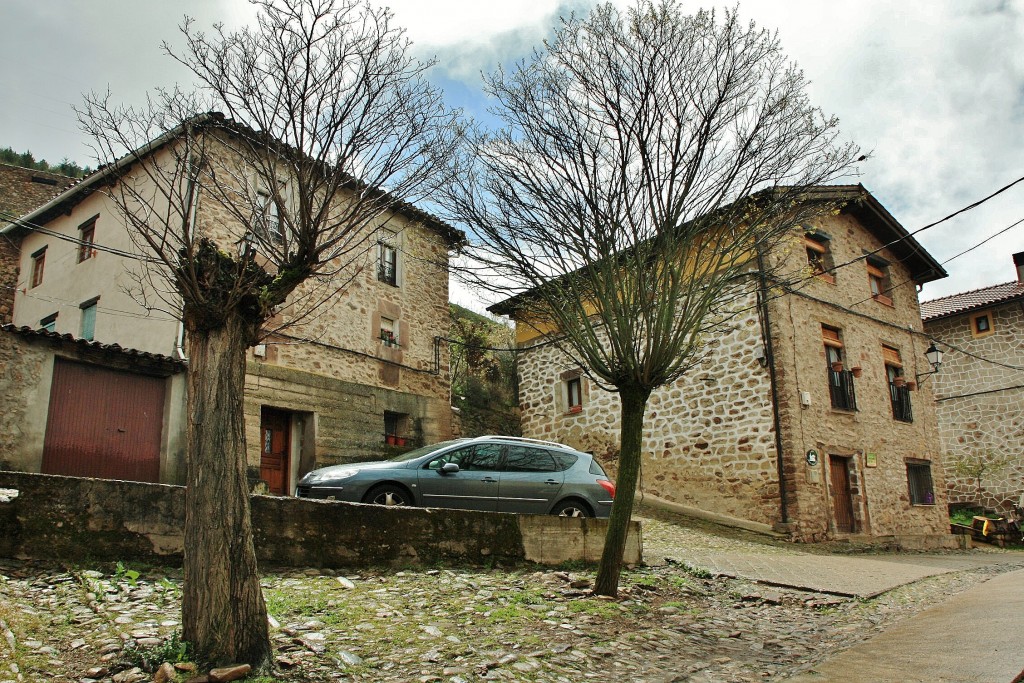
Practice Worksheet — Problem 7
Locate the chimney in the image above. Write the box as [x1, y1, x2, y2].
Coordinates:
[1015, 252, 1024, 283]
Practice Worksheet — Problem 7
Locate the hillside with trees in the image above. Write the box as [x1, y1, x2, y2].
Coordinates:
[0, 147, 91, 178]
[449, 304, 520, 437]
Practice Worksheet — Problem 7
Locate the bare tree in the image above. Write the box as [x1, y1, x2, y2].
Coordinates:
[78, 0, 460, 667]
[444, 1, 861, 596]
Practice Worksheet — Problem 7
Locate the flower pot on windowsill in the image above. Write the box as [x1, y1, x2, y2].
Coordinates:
[906, 380, 917, 391]
[568, 405, 583, 414]
[385, 434, 397, 445]
[394, 436, 407, 447]
[893, 377, 906, 388]
[831, 362, 844, 372]
[850, 366, 863, 378]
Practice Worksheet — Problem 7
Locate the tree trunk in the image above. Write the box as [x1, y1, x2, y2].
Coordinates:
[594, 386, 650, 597]
[182, 314, 272, 668]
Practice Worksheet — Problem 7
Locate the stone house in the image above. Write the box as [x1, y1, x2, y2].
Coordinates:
[921, 253, 1024, 514]
[493, 185, 954, 545]
[0, 164, 77, 323]
[0, 119, 460, 493]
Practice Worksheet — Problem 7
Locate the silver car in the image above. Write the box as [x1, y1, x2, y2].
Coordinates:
[296, 435, 615, 517]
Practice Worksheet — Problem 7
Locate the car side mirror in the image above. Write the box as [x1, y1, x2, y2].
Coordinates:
[440, 462, 460, 474]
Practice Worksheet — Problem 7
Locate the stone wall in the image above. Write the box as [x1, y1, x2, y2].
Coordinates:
[769, 213, 950, 542]
[513, 207, 953, 547]
[0, 471, 641, 567]
[0, 164, 76, 324]
[925, 300, 1024, 513]
[517, 286, 781, 527]
[0, 328, 51, 471]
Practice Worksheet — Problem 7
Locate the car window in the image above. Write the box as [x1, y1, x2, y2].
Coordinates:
[551, 452, 579, 472]
[466, 444, 503, 471]
[425, 446, 474, 470]
[504, 446, 557, 473]
[588, 457, 609, 477]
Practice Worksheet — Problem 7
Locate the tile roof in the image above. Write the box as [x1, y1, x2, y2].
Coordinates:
[920, 280, 1024, 321]
[1, 324, 186, 371]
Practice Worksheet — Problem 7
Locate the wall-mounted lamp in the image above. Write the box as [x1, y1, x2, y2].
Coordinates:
[915, 341, 943, 383]
[754, 346, 768, 367]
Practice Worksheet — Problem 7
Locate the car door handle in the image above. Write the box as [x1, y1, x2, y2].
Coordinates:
[480, 476, 497, 483]
[544, 479, 559, 485]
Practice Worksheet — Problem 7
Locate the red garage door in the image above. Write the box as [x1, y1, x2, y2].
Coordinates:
[41, 359, 166, 482]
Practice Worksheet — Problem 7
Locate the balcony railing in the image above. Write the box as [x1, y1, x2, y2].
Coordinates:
[889, 382, 913, 423]
[378, 260, 397, 286]
[828, 369, 857, 411]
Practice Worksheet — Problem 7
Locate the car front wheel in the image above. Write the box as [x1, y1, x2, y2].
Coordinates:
[552, 499, 591, 518]
[364, 484, 412, 507]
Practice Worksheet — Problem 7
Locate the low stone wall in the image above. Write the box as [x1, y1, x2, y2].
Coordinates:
[0, 471, 640, 567]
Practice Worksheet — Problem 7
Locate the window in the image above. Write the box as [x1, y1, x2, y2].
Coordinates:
[78, 218, 97, 262]
[883, 346, 912, 423]
[504, 446, 557, 473]
[866, 257, 893, 306]
[80, 297, 99, 341]
[428, 443, 502, 471]
[823, 325, 856, 411]
[256, 190, 283, 243]
[804, 231, 834, 283]
[377, 231, 398, 286]
[566, 376, 583, 412]
[971, 312, 994, 338]
[39, 312, 57, 333]
[30, 247, 46, 288]
[383, 410, 409, 445]
[380, 316, 399, 347]
[906, 461, 935, 505]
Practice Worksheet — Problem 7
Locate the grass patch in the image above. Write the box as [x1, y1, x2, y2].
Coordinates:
[119, 631, 191, 672]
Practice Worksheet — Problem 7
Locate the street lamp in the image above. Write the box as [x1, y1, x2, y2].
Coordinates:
[916, 341, 944, 383]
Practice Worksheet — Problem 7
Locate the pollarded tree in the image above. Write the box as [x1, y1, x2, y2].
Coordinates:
[444, 1, 861, 596]
[77, 0, 461, 667]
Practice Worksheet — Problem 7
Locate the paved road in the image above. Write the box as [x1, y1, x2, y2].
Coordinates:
[785, 567, 1024, 682]
[664, 549, 1016, 597]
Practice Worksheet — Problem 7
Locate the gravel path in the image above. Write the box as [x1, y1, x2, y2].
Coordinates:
[0, 506, 1021, 682]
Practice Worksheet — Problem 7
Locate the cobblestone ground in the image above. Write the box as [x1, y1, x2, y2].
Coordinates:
[1, 505, 1021, 683]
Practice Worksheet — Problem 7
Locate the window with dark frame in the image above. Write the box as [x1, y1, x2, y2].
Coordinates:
[823, 325, 856, 411]
[78, 218, 96, 262]
[971, 312, 993, 337]
[867, 257, 893, 306]
[906, 461, 935, 505]
[30, 247, 46, 288]
[39, 312, 57, 333]
[883, 345, 913, 423]
[566, 376, 583, 411]
[804, 231, 834, 283]
[80, 297, 99, 341]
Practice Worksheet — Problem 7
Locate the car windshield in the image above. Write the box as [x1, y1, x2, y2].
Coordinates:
[386, 439, 467, 463]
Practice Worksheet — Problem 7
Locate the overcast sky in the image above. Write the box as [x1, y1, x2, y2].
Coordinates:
[3, 0, 1022, 311]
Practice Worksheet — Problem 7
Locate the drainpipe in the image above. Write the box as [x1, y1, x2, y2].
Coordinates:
[755, 247, 789, 524]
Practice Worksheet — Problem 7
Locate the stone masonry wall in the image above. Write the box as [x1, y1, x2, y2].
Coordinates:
[0, 471, 641, 567]
[517, 286, 781, 527]
[0, 329, 50, 472]
[0, 164, 76, 323]
[769, 213, 950, 542]
[925, 301, 1024, 513]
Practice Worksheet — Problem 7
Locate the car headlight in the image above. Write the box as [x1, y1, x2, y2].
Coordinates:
[303, 468, 360, 485]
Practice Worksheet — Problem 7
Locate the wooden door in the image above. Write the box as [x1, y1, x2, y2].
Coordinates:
[260, 408, 290, 495]
[42, 359, 165, 482]
[829, 455, 855, 533]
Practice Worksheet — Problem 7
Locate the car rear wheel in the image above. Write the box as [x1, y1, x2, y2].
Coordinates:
[552, 499, 592, 518]
[364, 484, 412, 507]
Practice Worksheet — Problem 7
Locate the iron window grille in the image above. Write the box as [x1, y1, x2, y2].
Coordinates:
[828, 368, 857, 411]
[907, 462, 935, 505]
[889, 382, 913, 423]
